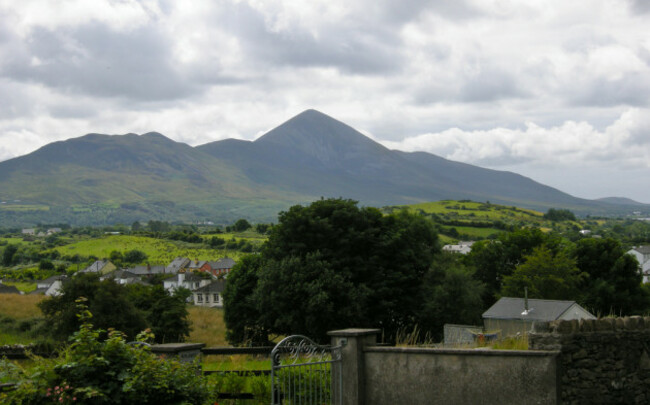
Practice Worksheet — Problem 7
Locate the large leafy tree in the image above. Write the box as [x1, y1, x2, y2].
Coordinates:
[468, 228, 554, 306]
[501, 246, 586, 300]
[416, 252, 485, 341]
[224, 198, 439, 343]
[573, 238, 649, 316]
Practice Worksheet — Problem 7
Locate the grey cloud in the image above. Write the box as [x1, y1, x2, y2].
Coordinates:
[628, 0, 650, 14]
[459, 68, 529, 102]
[378, 0, 482, 24]
[568, 73, 650, 107]
[3, 24, 199, 101]
[225, 2, 405, 75]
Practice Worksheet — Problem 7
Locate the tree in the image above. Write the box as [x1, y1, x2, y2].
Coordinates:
[223, 255, 268, 345]
[233, 218, 252, 232]
[468, 228, 553, 306]
[224, 198, 439, 343]
[544, 208, 577, 222]
[501, 246, 586, 300]
[2, 244, 18, 266]
[39, 273, 147, 340]
[573, 238, 649, 316]
[416, 252, 485, 341]
[123, 249, 148, 265]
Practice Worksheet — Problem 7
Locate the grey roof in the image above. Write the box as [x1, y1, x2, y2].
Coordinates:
[39, 275, 67, 285]
[482, 297, 590, 321]
[0, 284, 20, 294]
[105, 270, 139, 280]
[194, 280, 226, 294]
[29, 287, 49, 295]
[163, 272, 205, 283]
[166, 257, 190, 273]
[210, 257, 236, 270]
[187, 260, 208, 269]
[81, 260, 110, 273]
[128, 265, 166, 275]
[632, 246, 650, 255]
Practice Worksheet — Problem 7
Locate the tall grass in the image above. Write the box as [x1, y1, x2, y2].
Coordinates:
[187, 306, 228, 346]
[0, 294, 44, 319]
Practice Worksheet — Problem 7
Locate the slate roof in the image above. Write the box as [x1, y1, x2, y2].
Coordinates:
[166, 257, 190, 273]
[194, 280, 226, 294]
[39, 275, 67, 286]
[632, 246, 650, 255]
[81, 260, 110, 273]
[163, 273, 205, 283]
[0, 284, 20, 294]
[210, 257, 236, 270]
[128, 265, 166, 275]
[482, 297, 591, 322]
[29, 287, 49, 295]
[186, 260, 208, 270]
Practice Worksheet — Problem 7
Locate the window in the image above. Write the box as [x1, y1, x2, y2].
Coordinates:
[197, 293, 203, 303]
[205, 295, 210, 303]
[213, 294, 219, 303]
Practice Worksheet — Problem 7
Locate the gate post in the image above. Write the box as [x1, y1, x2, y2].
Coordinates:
[328, 328, 380, 405]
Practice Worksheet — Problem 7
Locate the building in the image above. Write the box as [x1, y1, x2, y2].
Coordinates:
[207, 257, 236, 278]
[627, 246, 650, 283]
[80, 260, 116, 275]
[442, 241, 474, 255]
[482, 297, 595, 337]
[192, 280, 226, 308]
[163, 272, 212, 293]
[165, 257, 190, 274]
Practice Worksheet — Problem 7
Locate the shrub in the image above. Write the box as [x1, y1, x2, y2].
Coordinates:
[1, 300, 213, 405]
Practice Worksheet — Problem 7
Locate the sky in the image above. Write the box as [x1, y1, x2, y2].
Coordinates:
[0, 0, 649, 203]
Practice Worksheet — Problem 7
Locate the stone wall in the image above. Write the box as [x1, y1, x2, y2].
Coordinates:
[529, 316, 650, 405]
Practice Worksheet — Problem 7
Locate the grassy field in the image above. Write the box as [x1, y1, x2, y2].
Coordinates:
[51, 235, 246, 264]
[405, 200, 544, 221]
[187, 306, 228, 346]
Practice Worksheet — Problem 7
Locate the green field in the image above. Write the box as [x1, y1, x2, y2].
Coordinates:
[405, 200, 544, 221]
[51, 235, 248, 264]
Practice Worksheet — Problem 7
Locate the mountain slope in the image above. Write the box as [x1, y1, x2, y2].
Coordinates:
[1, 109, 648, 226]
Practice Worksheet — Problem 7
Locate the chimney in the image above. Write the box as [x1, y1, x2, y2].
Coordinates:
[524, 287, 528, 311]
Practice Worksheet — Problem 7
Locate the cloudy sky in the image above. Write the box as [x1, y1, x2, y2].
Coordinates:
[1, 0, 649, 202]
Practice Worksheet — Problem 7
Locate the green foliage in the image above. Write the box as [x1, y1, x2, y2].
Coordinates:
[225, 198, 439, 343]
[0, 303, 213, 405]
[574, 238, 649, 315]
[2, 244, 18, 266]
[544, 208, 577, 222]
[38, 274, 190, 343]
[123, 249, 147, 265]
[501, 246, 586, 300]
[416, 252, 485, 341]
[233, 219, 252, 232]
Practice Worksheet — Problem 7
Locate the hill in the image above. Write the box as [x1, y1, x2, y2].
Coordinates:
[1, 110, 649, 226]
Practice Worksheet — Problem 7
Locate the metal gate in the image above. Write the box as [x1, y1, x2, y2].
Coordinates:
[271, 335, 342, 405]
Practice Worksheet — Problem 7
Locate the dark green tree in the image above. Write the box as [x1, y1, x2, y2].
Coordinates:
[2, 244, 18, 266]
[544, 208, 577, 222]
[223, 254, 268, 345]
[224, 198, 439, 343]
[39, 273, 147, 340]
[574, 238, 649, 316]
[416, 252, 485, 341]
[123, 249, 148, 265]
[233, 219, 252, 232]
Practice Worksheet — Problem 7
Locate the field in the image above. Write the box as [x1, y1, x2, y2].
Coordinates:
[51, 235, 248, 264]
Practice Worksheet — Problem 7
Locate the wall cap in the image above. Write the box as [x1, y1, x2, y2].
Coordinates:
[364, 346, 559, 357]
[327, 328, 381, 337]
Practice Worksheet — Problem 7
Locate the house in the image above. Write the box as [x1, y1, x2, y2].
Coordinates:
[627, 246, 650, 283]
[192, 280, 226, 308]
[47, 228, 62, 234]
[126, 264, 166, 277]
[482, 297, 595, 337]
[165, 257, 190, 274]
[442, 241, 474, 255]
[101, 270, 144, 285]
[207, 257, 236, 278]
[163, 272, 212, 293]
[37, 275, 67, 290]
[80, 260, 116, 275]
[21, 228, 35, 235]
[186, 259, 212, 273]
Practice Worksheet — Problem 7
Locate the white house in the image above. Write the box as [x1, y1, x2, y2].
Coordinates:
[192, 280, 226, 308]
[627, 246, 650, 283]
[442, 241, 475, 255]
[163, 272, 212, 293]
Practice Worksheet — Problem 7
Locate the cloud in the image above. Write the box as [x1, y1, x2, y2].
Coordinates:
[381, 108, 650, 169]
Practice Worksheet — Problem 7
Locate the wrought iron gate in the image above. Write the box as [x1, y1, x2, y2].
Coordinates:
[271, 335, 342, 405]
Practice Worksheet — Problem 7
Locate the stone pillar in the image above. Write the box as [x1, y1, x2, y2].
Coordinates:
[328, 328, 380, 405]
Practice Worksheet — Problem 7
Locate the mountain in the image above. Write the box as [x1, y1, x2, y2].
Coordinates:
[1, 109, 648, 226]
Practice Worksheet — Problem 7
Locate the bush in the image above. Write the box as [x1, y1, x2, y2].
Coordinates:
[0, 301, 213, 405]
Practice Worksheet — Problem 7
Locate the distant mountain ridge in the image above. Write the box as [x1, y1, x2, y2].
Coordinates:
[0, 109, 647, 226]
